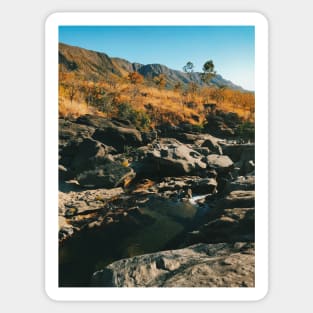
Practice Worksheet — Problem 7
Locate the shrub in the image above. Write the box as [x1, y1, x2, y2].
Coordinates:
[116, 103, 151, 130]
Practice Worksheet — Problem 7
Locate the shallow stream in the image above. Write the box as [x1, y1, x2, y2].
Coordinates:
[59, 194, 210, 287]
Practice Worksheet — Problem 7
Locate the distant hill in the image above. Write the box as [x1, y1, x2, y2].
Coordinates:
[59, 43, 246, 91]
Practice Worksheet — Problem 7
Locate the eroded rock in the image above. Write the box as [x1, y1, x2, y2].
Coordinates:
[140, 138, 207, 177]
[205, 154, 234, 174]
[92, 242, 255, 287]
[77, 162, 135, 188]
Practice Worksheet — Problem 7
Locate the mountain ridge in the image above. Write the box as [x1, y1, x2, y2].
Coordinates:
[59, 42, 247, 91]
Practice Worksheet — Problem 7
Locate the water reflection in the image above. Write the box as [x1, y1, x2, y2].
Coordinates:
[59, 195, 209, 287]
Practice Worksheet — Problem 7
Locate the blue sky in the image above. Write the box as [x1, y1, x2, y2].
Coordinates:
[59, 26, 254, 91]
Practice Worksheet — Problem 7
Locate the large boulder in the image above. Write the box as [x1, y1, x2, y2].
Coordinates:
[169, 132, 200, 144]
[139, 139, 207, 177]
[77, 161, 135, 188]
[59, 118, 95, 160]
[147, 176, 218, 199]
[92, 126, 143, 152]
[213, 190, 255, 209]
[224, 176, 255, 193]
[69, 138, 115, 174]
[188, 207, 255, 244]
[58, 189, 153, 242]
[141, 130, 158, 144]
[191, 178, 218, 194]
[75, 114, 115, 129]
[92, 242, 255, 287]
[205, 114, 235, 138]
[205, 154, 234, 174]
[59, 187, 124, 216]
[221, 143, 255, 176]
[59, 118, 95, 143]
[221, 143, 255, 162]
[201, 136, 223, 155]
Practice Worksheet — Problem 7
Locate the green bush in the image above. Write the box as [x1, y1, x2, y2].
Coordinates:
[116, 103, 151, 130]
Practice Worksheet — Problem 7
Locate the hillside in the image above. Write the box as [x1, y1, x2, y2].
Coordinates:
[59, 43, 245, 91]
[58, 43, 255, 128]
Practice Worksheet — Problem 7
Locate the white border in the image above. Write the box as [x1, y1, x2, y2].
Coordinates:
[45, 12, 268, 301]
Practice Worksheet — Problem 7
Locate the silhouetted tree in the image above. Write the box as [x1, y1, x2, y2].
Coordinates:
[183, 61, 194, 80]
[200, 60, 216, 84]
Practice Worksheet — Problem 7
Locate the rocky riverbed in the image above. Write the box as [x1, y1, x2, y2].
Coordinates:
[59, 114, 255, 287]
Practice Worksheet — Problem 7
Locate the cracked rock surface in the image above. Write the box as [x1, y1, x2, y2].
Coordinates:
[92, 242, 254, 287]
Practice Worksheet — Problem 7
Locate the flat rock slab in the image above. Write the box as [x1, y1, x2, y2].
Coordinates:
[145, 138, 207, 176]
[59, 187, 124, 215]
[224, 176, 255, 193]
[205, 154, 234, 173]
[92, 242, 254, 287]
[77, 163, 135, 189]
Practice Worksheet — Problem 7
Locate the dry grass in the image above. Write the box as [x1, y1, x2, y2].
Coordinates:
[59, 79, 254, 124]
[59, 97, 92, 118]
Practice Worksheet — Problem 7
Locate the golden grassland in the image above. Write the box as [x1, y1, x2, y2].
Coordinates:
[59, 75, 255, 126]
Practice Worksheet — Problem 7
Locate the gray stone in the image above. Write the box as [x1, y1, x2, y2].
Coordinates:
[92, 125, 143, 152]
[191, 178, 218, 194]
[221, 143, 255, 163]
[201, 136, 223, 155]
[92, 243, 255, 287]
[224, 176, 255, 193]
[205, 154, 234, 173]
[143, 138, 207, 177]
[77, 162, 135, 188]
[70, 138, 114, 173]
[217, 190, 255, 209]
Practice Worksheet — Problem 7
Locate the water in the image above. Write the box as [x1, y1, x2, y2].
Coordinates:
[59, 195, 210, 287]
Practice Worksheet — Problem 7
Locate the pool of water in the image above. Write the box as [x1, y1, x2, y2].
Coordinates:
[59, 195, 210, 287]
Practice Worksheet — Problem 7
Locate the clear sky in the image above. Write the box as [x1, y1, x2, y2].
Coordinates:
[59, 26, 255, 91]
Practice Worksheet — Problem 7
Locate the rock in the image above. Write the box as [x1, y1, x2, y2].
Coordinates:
[133, 176, 218, 199]
[221, 143, 255, 176]
[59, 187, 124, 215]
[204, 114, 235, 138]
[224, 176, 255, 193]
[77, 162, 135, 188]
[190, 208, 255, 243]
[194, 147, 211, 156]
[59, 118, 95, 140]
[205, 154, 234, 173]
[171, 132, 200, 144]
[69, 138, 115, 173]
[201, 137, 223, 155]
[211, 190, 255, 210]
[141, 130, 158, 144]
[191, 178, 218, 194]
[221, 143, 255, 163]
[243, 160, 255, 175]
[75, 114, 115, 129]
[92, 242, 255, 287]
[59, 118, 95, 144]
[142, 138, 207, 177]
[59, 165, 74, 181]
[59, 119, 96, 165]
[92, 126, 143, 152]
[58, 187, 127, 241]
